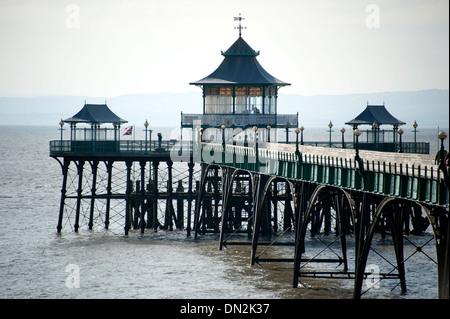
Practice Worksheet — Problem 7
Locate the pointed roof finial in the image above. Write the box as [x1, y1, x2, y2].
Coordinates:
[234, 13, 246, 37]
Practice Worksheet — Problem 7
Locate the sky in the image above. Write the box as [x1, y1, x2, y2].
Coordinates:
[0, 0, 448, 97]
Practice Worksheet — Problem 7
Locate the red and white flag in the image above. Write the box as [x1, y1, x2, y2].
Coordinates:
[123, 126, 133, 136]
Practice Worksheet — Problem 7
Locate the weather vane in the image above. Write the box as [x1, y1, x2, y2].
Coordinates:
[234, 13, 246, 37]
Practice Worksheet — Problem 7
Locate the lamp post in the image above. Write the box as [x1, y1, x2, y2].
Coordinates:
[149, 129, 153, 149]
[59, 119, 65, 152]
[285, 124, 290, 143]
[221, 124, 226, 144]
[354, 129, 361, 159]
[340, 127, 346, 148]
[196, 125, 201, 144]
[267, 125, 271, 143]
[113, 123, 118, 142]
[413, 121, 418, 153]
[253, 126, 259, 168]
[221, 124, 226, 164]
[439, 131, 447, 154]
[398, 128, 404, 153]
[144, 119, 149, 153]
[253, 126, 258, 146]
[300, 126, 304, 145]
[328, 121, 333, 147]
[295, 127, 300, 153]
[372, 122, 378, 150]
[438, 131, 449, 188]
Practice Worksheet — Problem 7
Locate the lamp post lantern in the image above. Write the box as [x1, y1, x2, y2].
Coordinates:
[253, 126, 258, 145]
[221, 124, 226, 146]
[196, 125, 201, 144]
[438, 131, 448, 166]
[340, 127, 346, 148]
[438, 131, 447, 152]
[221, 124, 226, 163]
[413, 121, 418, 153]
[372, 122, 379, 150]
[285, 124, 290, 143]
[295, 127, 300, 153]
[300, 126, 304, 145]
[354, 129, 361, 158]
[253, 126, 259, 167]
[328, 121, 333, 147]
[398, 128, 404, 153]
[59, 119, 65, 152]
[144, 119, 149, 153]
[438, 131, 449, 188]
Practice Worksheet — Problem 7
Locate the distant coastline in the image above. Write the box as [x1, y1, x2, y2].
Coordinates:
[0, 89, 448, 128]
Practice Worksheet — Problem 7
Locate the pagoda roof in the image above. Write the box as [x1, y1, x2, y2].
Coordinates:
[345, 104, 405, 127]
[190, 37, 290, 86]
[64, 103, 127, 124]
[221, 36, 260, 56]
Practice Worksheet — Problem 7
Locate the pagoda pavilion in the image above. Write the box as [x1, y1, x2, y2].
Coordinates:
[346, 103, 407, 152]
[181, 17, 297, 132]
[61, 103, 128, 153]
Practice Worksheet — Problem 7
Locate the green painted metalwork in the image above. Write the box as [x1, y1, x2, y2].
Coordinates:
[277, 140, 430, 154]
[49, 140, 191, 155]
[199, 143, 449, 207]
[49, 139, 448, 206]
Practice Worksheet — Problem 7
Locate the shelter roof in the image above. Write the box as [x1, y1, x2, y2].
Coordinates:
[64, 103, 128, 124]
[345, 105, 406, 127]
[190, 37, 290, 86]
[221, 36, 260, 56]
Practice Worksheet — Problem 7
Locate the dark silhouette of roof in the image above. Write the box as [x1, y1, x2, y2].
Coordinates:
[64, 103, 127, 124]
[345, 104, 405, 126]
[190, 37, 290, 86]
[221, 36, 260, 56]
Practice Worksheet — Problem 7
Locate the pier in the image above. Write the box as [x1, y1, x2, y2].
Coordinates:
[49, 18, 449, 299]
[49, 108, 449, 299]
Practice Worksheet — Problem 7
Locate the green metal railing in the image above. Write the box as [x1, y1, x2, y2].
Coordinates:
[199, 143, 449, 207]
[49, 140, 193, 155]
[286, 141, 430, 154]
[49, 139, 448, 206]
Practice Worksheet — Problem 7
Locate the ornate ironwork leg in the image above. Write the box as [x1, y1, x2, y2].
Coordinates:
[104, 161, 113, 229]
[140, 160, 146, 233]
[124, 161, 132, 235]
[57, 158, 70, 233]
[74, 160, 84, 232]
[88, 160, 98, 230]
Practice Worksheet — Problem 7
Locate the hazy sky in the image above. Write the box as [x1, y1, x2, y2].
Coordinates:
[0, 0, 448, 97]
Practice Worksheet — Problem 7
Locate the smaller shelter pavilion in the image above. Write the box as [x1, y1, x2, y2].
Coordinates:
[64, 103, 127, 125]
[345, 104, 406, 149]
[345, 104, 405, 128]
[63, 103, 127, 142]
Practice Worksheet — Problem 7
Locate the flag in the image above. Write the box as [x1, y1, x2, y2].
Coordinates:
[123, 126, 133, 136]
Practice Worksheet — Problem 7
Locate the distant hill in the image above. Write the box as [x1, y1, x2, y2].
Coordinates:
[278, 89, 449, 128]
[0, 89, 448, 128]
